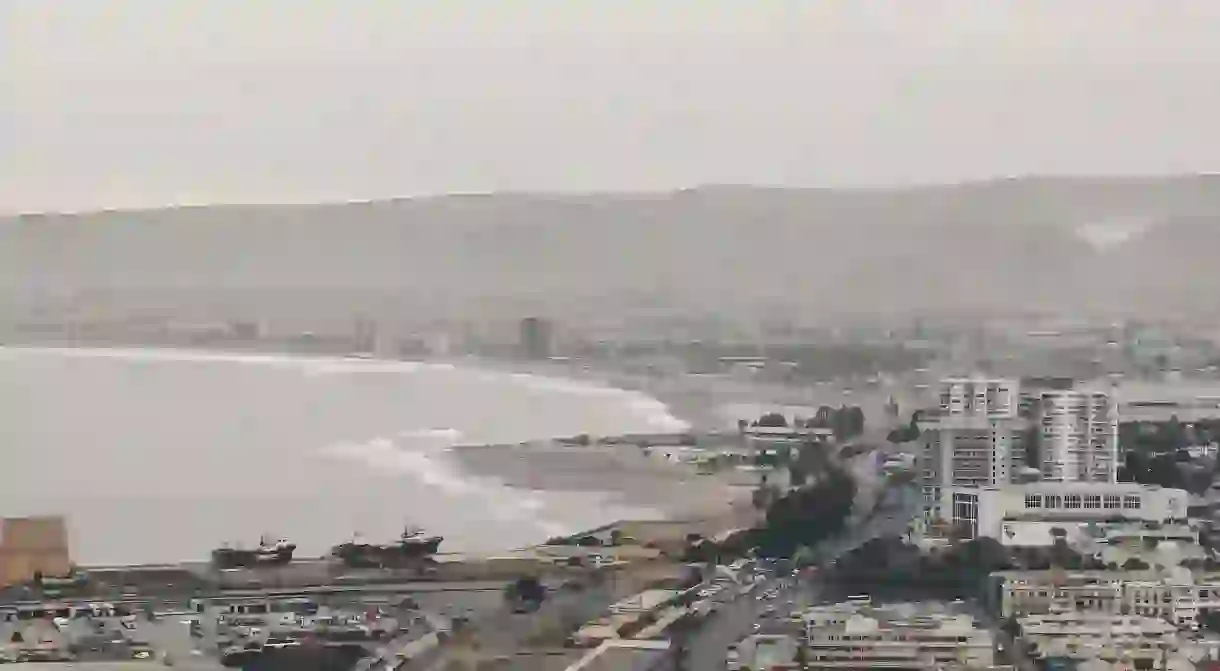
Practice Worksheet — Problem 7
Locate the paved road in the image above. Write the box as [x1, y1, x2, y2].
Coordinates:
[682, 465, 921, 670]
[684, 574, 816, 670]
[406, 444, 918, 670]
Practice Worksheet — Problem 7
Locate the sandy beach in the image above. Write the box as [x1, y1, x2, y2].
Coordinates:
[447, 440, 755, 525]
[440, 355, 918, 540]
[439, 356, 884, 537]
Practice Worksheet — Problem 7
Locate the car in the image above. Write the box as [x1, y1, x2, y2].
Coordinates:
[726, 646, 741, 670]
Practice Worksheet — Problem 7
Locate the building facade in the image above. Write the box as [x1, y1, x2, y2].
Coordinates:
[919, 417, 1031, 522]
[1016, 612, 1178, 666]
[993, 568, 1220, 631]
[919, 379, 1123, 524]
[919, 376, 1029, 523]
[944, 482, 1187, 541]
[938, 376, 1021, 419]
[0, 516, 71, 587]
[1035, 389, 1119, 483]
[802, 603, 995, 670]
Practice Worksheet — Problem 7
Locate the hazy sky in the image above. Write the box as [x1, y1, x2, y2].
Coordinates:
[4, 1, 1220, 213]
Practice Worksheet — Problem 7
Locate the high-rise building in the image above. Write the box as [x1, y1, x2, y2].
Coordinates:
[937, 376, 1020, 419]
[920, 376, 1028, 522]
[519, 317, 553, 360]
[1034, 389, 1119, 483]
[919, 377, 1121, 524]
[919, 416, 1031, 523]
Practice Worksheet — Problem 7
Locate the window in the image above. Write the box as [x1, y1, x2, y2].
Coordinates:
[1065, 495, 1082, 509]
[1124, 495, 1141, 509]
[1025, 495, 1042, 509]
[1045, 495, 1062, 508]
[1084, 495, 1101, 509]
[1104, 495, 1121, 509]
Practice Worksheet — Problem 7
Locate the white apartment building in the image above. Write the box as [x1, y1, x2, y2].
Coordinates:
[919, 377, 1027, 522]
[919, 417, 1030, 522]
[919, 379, 1124, 524]
[938, 376, 1021, 419]
[803, 603, 995, 670]
[944, 482, 1187, 541]
[1017, 612, 1178, 665]
[1036, 389, 1119, 483]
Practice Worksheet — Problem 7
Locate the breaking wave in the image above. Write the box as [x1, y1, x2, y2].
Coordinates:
[499, 371, 690, 433]
[1, 345, 688, 543]
[319, 432, 564, 536]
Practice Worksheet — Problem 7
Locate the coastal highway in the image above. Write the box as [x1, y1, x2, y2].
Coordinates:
[682, 449, 919, 670]
[402, 445, 917, 671]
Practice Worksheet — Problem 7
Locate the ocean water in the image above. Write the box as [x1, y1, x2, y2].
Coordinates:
[0, 347, 687, 564]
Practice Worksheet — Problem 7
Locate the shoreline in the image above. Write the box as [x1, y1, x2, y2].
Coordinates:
[0, 342, 774, 552]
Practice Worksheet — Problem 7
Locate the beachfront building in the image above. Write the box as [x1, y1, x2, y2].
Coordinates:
[802, 602, 995, 670]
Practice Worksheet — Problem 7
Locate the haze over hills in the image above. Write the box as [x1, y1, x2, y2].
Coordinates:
[3, 175, 1220, 328]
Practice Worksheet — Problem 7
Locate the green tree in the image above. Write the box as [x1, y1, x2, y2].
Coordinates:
[756, 412, 788, 427]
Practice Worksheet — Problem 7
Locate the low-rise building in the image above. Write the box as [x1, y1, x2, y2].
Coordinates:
[802, 602, 995, 669]
[742, 423, 834, 453]
[992, 568, 1220, 630]
[1016, 612, 1177, 666]
[992, 570, 1129, 619]
[942, 482, 1187, 541]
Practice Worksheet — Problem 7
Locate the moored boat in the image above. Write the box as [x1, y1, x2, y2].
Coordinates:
[211, 535, 296, 569]
[330, 525, 443, 568]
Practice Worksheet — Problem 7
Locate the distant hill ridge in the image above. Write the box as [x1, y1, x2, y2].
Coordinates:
[4, 174, 1220, 321]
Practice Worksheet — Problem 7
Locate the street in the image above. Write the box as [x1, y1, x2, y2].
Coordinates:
[682, 462, 920, 670]
[403, 441, 918, 670]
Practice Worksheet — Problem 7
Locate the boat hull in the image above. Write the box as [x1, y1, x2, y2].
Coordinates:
[211, 546, 296, 570]
[330, 536, 443, 568]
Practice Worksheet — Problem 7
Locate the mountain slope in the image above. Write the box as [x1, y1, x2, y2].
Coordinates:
[3, 175, 1220, 323]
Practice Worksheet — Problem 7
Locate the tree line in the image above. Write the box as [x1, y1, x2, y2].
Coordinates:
[686, 462, 858, 564]
[746, 404, 866, 441]
[1118, 416, 1220, 493]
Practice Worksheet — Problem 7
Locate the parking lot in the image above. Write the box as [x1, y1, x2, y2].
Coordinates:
[0, 602, 196, 665]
